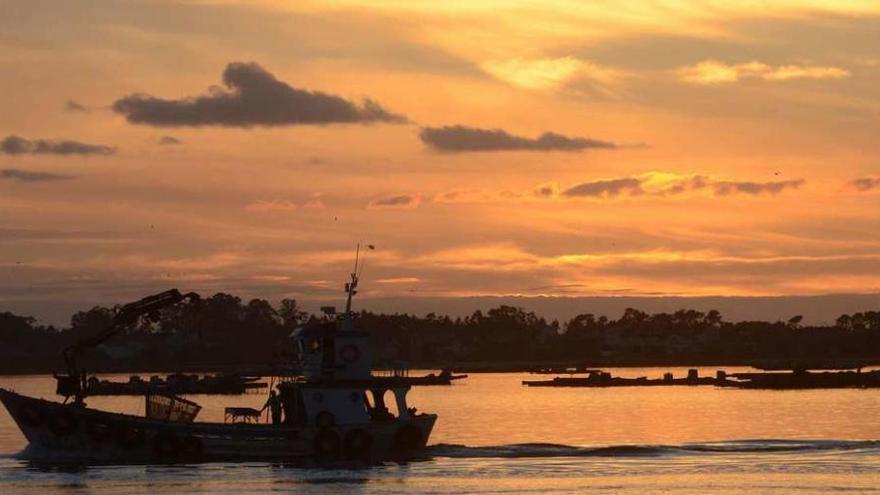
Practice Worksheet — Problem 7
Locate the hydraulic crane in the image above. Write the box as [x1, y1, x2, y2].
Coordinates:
[56, 289, 200, 405]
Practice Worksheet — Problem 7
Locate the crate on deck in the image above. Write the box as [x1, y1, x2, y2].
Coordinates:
[145, 393, 201, 423]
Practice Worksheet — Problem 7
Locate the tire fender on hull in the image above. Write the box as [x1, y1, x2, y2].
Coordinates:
[315, 411, 335, 429]
[85, 417, 114, 443]
[313, 430, 342, 461]
[114, 424, 145, 450]
[343, 428, 372, 461]
[152, 431, 180, 460]
[180, 435, 205, 461]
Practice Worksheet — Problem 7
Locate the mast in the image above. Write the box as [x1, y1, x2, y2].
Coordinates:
[343, 244, 360, 320]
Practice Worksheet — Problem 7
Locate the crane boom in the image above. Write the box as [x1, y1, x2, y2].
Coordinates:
[57, 289, 200, 404]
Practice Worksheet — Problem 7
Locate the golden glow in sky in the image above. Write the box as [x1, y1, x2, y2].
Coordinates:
[0, 0, 879, 320]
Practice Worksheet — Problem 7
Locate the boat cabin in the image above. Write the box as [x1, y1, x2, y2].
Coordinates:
[280, 321, 415, 427]
[276, 382, 415, 427]
[292, 322, 371, 382]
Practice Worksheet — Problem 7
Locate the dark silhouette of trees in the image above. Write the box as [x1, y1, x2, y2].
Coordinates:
[0, 294, 878, 373]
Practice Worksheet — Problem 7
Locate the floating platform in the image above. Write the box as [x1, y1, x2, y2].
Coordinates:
[721, 369, 880, 389]
[523, 368, 880, 389]
[84, 373, 267, 396]
[522, 370, 714, 387]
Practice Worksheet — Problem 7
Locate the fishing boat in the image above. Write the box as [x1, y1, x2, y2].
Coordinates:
[0, 255, 437, 463]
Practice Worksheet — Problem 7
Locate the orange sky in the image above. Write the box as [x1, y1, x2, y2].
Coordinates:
[1, 1, 879, 322]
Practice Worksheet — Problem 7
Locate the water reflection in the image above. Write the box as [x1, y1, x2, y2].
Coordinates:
[3, 372, 880, 494]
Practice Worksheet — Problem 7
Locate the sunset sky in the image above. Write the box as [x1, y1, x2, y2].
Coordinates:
[1, 1, 879, 324]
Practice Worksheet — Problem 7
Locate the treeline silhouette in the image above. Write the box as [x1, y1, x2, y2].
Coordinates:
[1, 293, 879, 374]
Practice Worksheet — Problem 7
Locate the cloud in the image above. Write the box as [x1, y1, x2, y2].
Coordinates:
[245, 195, 327, 211]
[563, 177, 644, 198]
[678, 60, 851, 84]
[419, 125, 617, 152]
[713, 179, 804, 196]
[481, 57, 621, 91]
[433, 174, 805, 203]
[64, 100, 89, 112]
[1, 135, 115, 156]
[302, 197, 326, 209]
[112, 62, 406, 127]
[433, 189, 501, 203]
[645, 174, 803, 197]
[0, 168, 74, 183]
[368, 194, 421, 209]
[654, 175, 710, 195]
[244, 199, 298, 212]
[534, 183, 560, 198]
[847, 176, 880, 192]
[158, 135, 182, 145]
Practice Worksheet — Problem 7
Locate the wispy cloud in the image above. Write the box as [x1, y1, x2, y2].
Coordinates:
[1, 135, 115, 156]
[113, 62, 406, 127]
[677, 60, 851, 84]
[420, 125, 618, 152]
[368, 194, 421, 209]
[433, 173, 806, 203]
[847, 176, 880, 191]
[0, 168, 74, 182]
[481, 56, 621, 91]
[563, 177, 643, 198]
[713, 179, 804, 195]
[64, 100, 89, 112]
[244, 199, 298, 212]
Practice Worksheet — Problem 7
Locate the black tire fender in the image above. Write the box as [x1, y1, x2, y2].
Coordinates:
[313, 429, 342, 460]
[343, 428, 372, 461]
[180, 435, 205, 461]
[114, 425, 145, 450]
[152, 431, 180, 459]
[315, 411, 335, 429]
[85, 417, 113, 442]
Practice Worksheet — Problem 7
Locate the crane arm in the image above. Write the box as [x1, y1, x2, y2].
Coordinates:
[58, 289, 200, 403]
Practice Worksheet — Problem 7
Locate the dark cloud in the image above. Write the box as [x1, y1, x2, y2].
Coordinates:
[657, 175, 710, 195]
[419, 125, 618, 152]
[563, 177, 643, 197]
[0, 168, 74, 183]
[0, 135, 115, 156]
[0, 228, 127, 242]
[534, 184, 557, 197]
[64, 100, 89, 112]
[158, 135, 182, 145]
[713, 179, 804, 196]
[848, 176, 880, 192]
[368, 194, 420, 208]
[552, 175, 804, 200]
[112, 62, 406, 127]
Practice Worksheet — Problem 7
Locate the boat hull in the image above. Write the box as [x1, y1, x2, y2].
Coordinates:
[0, 388, 435, 464]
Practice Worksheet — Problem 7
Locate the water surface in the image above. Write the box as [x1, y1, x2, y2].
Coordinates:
[2, 369, 879, 494]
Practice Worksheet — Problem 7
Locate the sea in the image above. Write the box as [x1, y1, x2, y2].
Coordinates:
[2, 368, 880, 494]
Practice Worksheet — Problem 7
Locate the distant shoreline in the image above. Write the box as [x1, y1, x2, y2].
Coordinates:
[0, 359, 768, 377]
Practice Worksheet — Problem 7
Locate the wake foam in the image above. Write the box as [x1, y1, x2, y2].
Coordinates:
[428, 439, 880, 459]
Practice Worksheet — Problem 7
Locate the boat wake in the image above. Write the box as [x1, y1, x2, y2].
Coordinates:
[427, 439, 880, 459]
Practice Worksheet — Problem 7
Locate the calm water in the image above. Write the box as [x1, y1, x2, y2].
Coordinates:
[2, 368, 880, 494]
